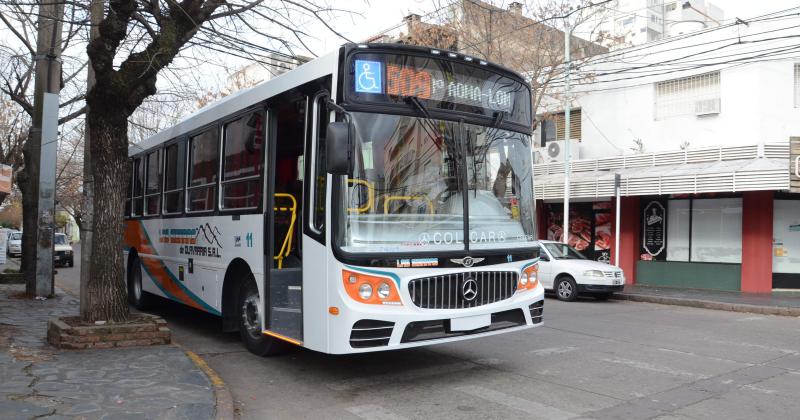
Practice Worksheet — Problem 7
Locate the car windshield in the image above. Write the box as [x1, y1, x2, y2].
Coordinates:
[11, 233, 21, 240]
[544, 242, 587, 260]
[336, 112, 535, 253]
[55, 234, 68, 245]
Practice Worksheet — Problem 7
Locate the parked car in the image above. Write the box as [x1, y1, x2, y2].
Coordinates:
[537, 240, 625, 301]
[54, 233, 74, 267]
[7, 231, 22, 257]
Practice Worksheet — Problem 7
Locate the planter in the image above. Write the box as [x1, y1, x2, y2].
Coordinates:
[0, 272, 25, 284]
[47, 313, 171, 350]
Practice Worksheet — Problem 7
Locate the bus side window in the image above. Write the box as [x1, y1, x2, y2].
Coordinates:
[144, 149, 160, 216]
[125, 159, 133, 218]
[132, 157, 144, 217]
[187, 129, 219, 212]
[163, 141, 186, 214]
[221, 111, 264, 209]
[310, 97, 327, 234]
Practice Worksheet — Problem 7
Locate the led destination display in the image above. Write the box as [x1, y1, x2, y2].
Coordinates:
[349, 53, 531, 126]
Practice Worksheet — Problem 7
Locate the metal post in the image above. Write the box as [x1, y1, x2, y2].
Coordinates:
[615, 174, 621, 267]
[32, 0, 64, 298]
[562, 20, 571, 244]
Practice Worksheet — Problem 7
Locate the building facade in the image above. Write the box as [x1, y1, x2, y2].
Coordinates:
[534, 14, 800, 292]
[599, 0, 724, 49]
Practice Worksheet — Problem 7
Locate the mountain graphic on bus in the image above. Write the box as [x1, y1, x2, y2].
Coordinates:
[195, 223, 223, 248]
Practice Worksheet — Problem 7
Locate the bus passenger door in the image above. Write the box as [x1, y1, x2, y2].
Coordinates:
[264, 89, 308, 342]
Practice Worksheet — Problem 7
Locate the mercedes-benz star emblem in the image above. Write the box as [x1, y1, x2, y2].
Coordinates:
[450, 256, 485, 267]
[461, 277, 478, 301]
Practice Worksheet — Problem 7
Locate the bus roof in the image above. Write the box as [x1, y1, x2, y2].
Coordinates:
[129, 48, 340, 156]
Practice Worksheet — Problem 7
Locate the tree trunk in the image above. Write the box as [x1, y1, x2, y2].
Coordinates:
[19, 134, 40, 293]
[81, 112, 129, 323]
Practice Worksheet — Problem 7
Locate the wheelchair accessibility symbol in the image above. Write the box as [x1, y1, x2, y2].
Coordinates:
[354, 60, 382, 93]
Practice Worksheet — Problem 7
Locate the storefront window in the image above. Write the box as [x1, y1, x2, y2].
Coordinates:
[649, 196, 743, 264]
[666, 200, 690, 261]
[690, 198, 742, 263]
[772, 200, 800, 275]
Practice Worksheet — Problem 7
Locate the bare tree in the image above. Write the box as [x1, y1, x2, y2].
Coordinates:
[2, 1, 353, 321]
[0, 2, 87, 277]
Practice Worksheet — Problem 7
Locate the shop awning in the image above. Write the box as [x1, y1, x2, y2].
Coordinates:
[533, 143, 791, 200]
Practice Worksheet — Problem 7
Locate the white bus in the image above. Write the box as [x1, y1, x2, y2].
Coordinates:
[124, 43, 544, 355]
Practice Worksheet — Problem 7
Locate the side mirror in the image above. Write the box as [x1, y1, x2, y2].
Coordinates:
[326, 121, 351, 175]
[539, 253, 550, 262]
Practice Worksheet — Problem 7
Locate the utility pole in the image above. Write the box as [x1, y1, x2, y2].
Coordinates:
[562, 18, 572, 245]
[81, 0, 103, 315]
[29, 0, 64, 298]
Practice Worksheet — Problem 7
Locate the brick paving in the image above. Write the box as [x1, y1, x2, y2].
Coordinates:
[0, 284, 215, 419]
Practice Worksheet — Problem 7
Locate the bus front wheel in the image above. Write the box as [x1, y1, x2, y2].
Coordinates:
[238, 276, 289, 356]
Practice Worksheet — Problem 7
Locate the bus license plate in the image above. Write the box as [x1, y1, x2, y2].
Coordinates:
[450, 314, 491, 331]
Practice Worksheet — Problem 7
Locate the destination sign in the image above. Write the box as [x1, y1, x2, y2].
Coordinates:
[349, 53, 531, 126]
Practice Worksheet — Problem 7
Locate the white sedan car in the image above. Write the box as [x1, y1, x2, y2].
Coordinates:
[537, 240, 625, 301]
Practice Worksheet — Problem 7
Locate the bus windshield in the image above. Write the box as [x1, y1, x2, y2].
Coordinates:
[336, 112, 535, 254]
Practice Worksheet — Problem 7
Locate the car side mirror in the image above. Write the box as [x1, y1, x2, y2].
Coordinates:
[539, 253, 550, 262]
[326, 121, 351, 175]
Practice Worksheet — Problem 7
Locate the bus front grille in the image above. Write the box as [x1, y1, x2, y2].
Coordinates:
[408, 271, 518, 309]
[349, 319, 394, 348]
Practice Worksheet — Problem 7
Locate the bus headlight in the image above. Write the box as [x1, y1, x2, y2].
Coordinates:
[517, 263, 539, 293]
[377, 282, 391, 299]
[358, 283, 373, 300]
[342, 269, 403, 305]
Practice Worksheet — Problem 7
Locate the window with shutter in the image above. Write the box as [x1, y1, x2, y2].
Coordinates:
[552, 109, 581, 141]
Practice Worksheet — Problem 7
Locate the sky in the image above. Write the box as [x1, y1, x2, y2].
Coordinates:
[306, 0, 800, 56]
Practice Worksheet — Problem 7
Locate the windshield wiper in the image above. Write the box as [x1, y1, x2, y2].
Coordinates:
[491, 111, 506, 128]
[403, 96, 431, 119]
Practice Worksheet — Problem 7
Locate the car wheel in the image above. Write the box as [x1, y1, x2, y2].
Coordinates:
[556, 276, 578, 302]
[127, 254, 152, 309]
[594, 292, 613, 301]
[238, 275, 290, 356]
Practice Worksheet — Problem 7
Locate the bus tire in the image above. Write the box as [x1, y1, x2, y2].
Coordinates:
[127, 254, 152, 310]
[238, 276, 289, 356]
[556, 275, 578, 302]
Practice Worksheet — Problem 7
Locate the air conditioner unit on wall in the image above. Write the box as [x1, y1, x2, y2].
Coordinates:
[543, 139, 580, 162]
[694, 98, 720, 115]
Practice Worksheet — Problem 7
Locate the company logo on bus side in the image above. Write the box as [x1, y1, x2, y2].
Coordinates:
[159, 223, 223, 258]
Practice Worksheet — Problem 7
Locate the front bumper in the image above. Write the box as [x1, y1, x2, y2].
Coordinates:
[577, 284, 624, 293]
[329, 287, 545, 354]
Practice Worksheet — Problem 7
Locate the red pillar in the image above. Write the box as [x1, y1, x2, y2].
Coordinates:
[536, 200, 548, 240]
[741, 191, 773, 293]
[618, 196, 640, 284]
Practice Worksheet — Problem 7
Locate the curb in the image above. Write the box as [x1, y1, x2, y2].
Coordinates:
[613, 293, 800, 317]
[183, 347, 236, 420]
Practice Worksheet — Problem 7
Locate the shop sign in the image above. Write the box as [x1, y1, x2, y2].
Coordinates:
[642, 200, 666, 259]
[792, 137, 800, 193]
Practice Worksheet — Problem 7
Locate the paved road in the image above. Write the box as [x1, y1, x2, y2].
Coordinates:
[56, 247, 800, 419]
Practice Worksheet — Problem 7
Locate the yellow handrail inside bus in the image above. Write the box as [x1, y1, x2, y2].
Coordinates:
[273, 193, 297, 269]
[383, 196, 434, 215]
[346, 178, 375, 213]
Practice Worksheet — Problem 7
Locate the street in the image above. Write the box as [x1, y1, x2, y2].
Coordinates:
[54, 247, 800, 420]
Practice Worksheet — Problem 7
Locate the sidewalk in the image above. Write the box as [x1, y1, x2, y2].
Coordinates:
[0, 284, 216, 419]
[614, 284, 800, 317]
